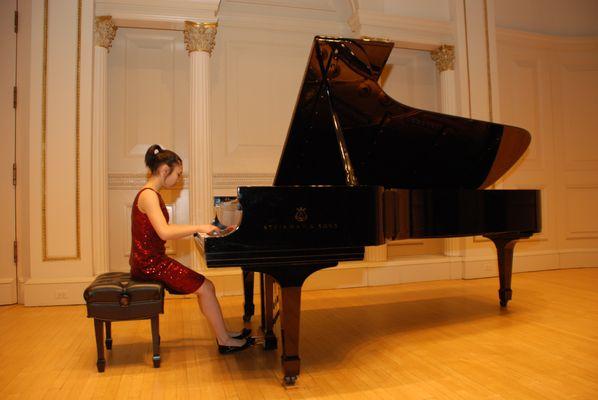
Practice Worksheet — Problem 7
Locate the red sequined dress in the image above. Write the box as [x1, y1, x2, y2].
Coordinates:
[129, 187, 205, 294]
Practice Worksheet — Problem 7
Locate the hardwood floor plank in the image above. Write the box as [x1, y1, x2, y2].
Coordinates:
[1, 268, 597, 399]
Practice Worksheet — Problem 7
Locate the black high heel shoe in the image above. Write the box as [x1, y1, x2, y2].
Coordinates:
[218, 337, 255, 355]
[231, 328, 251, 340]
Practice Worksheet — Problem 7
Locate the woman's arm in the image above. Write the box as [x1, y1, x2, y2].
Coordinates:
[138, 189, 218, 240]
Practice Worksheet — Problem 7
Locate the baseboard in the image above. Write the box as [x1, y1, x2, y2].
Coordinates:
[17, 249, 598, 303]
[207, 249, 595, 296]
[22, 277, 94, 306]
[204, 255, 462, 296]
[0, 278, 17, 305]
[559, 249, 598, 269]
[462, 251, 562, 279]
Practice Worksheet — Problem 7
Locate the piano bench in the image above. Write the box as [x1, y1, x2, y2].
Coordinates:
[83, 272, 164, 372]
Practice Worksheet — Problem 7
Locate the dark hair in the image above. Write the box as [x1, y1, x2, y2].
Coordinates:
[144, 144, 182, 175]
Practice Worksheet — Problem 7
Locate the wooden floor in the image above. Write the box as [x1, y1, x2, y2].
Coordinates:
[1, 268, 597, 399]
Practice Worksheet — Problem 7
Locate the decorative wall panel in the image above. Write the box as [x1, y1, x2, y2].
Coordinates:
[498, 30, 598, 253]
[559, 64, 598, 170]
[504, 58, 544, 170]
[225, 40, 305, 158]
[42, 0, 81, 260]
[108, 28, 189, 173]
[124, 34, 176, 156]
[381, 48, 439, 111]
[565, 186, 598, 240]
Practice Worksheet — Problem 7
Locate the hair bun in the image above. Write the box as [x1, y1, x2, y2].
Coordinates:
[145, 144, 163, 169]
[144, 144, 182, 175]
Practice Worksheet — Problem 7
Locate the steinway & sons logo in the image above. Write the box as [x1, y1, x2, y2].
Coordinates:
[263, 206, 339, 232]
[295, 207, 307, 222]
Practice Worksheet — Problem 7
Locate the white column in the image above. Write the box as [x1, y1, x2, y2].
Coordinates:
[431, 44, 457, 115]
[91, 16, 117, 275]
[185, 21, 217, 270]
[431, 44, 464, 258]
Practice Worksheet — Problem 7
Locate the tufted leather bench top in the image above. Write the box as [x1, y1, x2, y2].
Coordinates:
[84, 272, 164, 321]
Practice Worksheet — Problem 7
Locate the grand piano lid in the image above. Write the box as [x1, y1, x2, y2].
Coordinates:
[274, 36, 531, 189]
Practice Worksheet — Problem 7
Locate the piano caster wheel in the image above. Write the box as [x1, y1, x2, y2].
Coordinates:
[243, 304, 255, 323]
[283, 375, 297, 386]
[153, 355, 161, 368]
[499, 289, 512, 308]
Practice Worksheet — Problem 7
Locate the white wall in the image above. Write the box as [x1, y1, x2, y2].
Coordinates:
[495, 0, 598, 36]
[496, 30, 598, 266]
[13, 0, 598, 304]
[493, 0, 598, 269]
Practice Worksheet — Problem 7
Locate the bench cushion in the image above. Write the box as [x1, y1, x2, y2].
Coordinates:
[84, 272, 164, 321]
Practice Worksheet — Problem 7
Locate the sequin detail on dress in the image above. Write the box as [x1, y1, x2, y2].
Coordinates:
[129, 188, 205, 294]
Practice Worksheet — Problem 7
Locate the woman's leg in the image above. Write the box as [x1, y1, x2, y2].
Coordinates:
[195, 279, 245, 347]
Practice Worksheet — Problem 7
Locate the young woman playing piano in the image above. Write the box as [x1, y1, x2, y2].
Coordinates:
[129, 144, 253, 354]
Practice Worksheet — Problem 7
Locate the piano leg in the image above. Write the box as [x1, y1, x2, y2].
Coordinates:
[485, 233, 530, 307]
[260, 273, 278, 350]
[242, 269, 255, 322]
[279, 286, 302, 386]
[251, 264, 336, 385]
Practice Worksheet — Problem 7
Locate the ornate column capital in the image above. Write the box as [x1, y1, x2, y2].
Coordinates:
[94, 16, 117, 50]
[431, 44, 455, 73]
[184, 21, 218, 55]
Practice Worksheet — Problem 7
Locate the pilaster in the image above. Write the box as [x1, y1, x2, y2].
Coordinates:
[185, 21, 218, 269]
[91, 16, 117, 275]
[430, 43, 465, 259]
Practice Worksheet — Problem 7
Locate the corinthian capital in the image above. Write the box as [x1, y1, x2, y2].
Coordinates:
[94, 16, 117, 50]
[184, 21, 217, 55]
[431, 44, 455, 73]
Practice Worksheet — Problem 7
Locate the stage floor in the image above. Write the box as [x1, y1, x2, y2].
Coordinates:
[1, 267, 597, 399]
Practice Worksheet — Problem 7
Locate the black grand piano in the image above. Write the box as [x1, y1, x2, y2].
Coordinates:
[194, 36, 541, 385]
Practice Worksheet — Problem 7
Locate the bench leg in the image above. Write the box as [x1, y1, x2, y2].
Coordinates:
[94, 319, 106, 372]
[151, 316, 160, 368]
[105, 321, 112, 350]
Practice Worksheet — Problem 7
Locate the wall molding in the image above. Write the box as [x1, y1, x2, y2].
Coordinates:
[95, 0, 220, 23]
[348, 9, 453, 47]
[218, 12, 346, 34]
[496, 28, 598, 50]
[107, 172, 274, 191]
[108, 172, 189, 190]
[213, 172, 274, 189]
